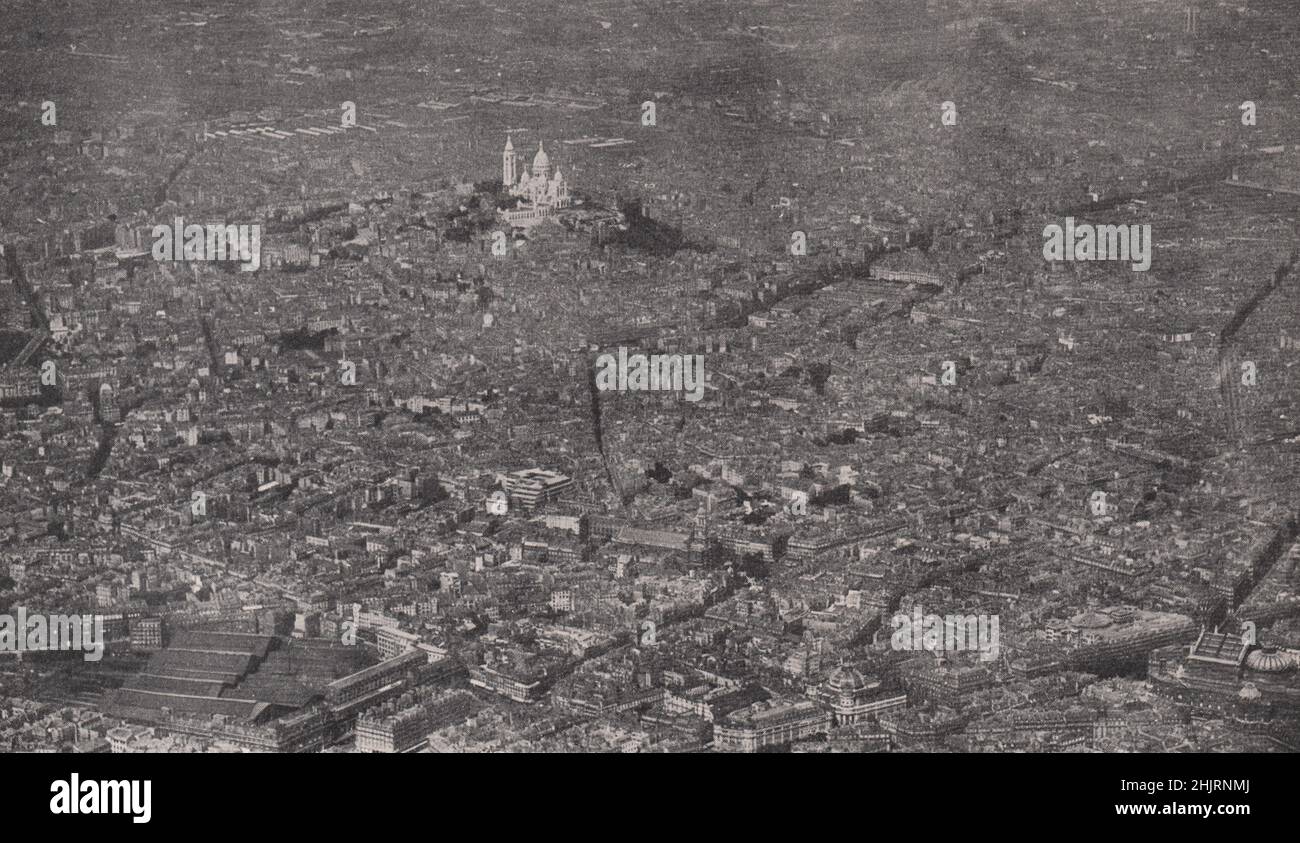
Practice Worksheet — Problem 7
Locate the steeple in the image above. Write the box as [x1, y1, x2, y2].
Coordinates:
[502, 134, 517, 186]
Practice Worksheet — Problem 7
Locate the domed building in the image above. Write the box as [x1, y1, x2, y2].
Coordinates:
[501, 135, 571, 225]
[827, 665, 868, 697]
[822, 665, 904, 725]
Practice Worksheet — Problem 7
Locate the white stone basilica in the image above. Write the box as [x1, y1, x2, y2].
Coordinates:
[500, 135, 571, 225]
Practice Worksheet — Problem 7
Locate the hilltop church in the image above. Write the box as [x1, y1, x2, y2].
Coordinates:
[499, 135, 571, 226]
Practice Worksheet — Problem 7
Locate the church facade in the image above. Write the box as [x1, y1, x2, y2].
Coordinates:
[499, 135, 571, 226]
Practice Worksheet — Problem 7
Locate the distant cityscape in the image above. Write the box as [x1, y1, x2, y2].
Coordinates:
[2, 0, 1300, 755]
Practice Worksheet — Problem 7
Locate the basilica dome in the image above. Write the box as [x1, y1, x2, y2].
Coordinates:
[531, 143, 551, 176]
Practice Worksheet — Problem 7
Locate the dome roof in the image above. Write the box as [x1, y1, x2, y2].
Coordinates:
[532, 142, 550, 172]
[1070, 610, 1111, 629]
[826, 666, 877, 696]
[826, 666, 864, 694]
[1245, 647, 1297, 673]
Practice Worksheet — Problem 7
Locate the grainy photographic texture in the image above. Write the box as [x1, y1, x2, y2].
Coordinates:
[2, 0, 1299, 759]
